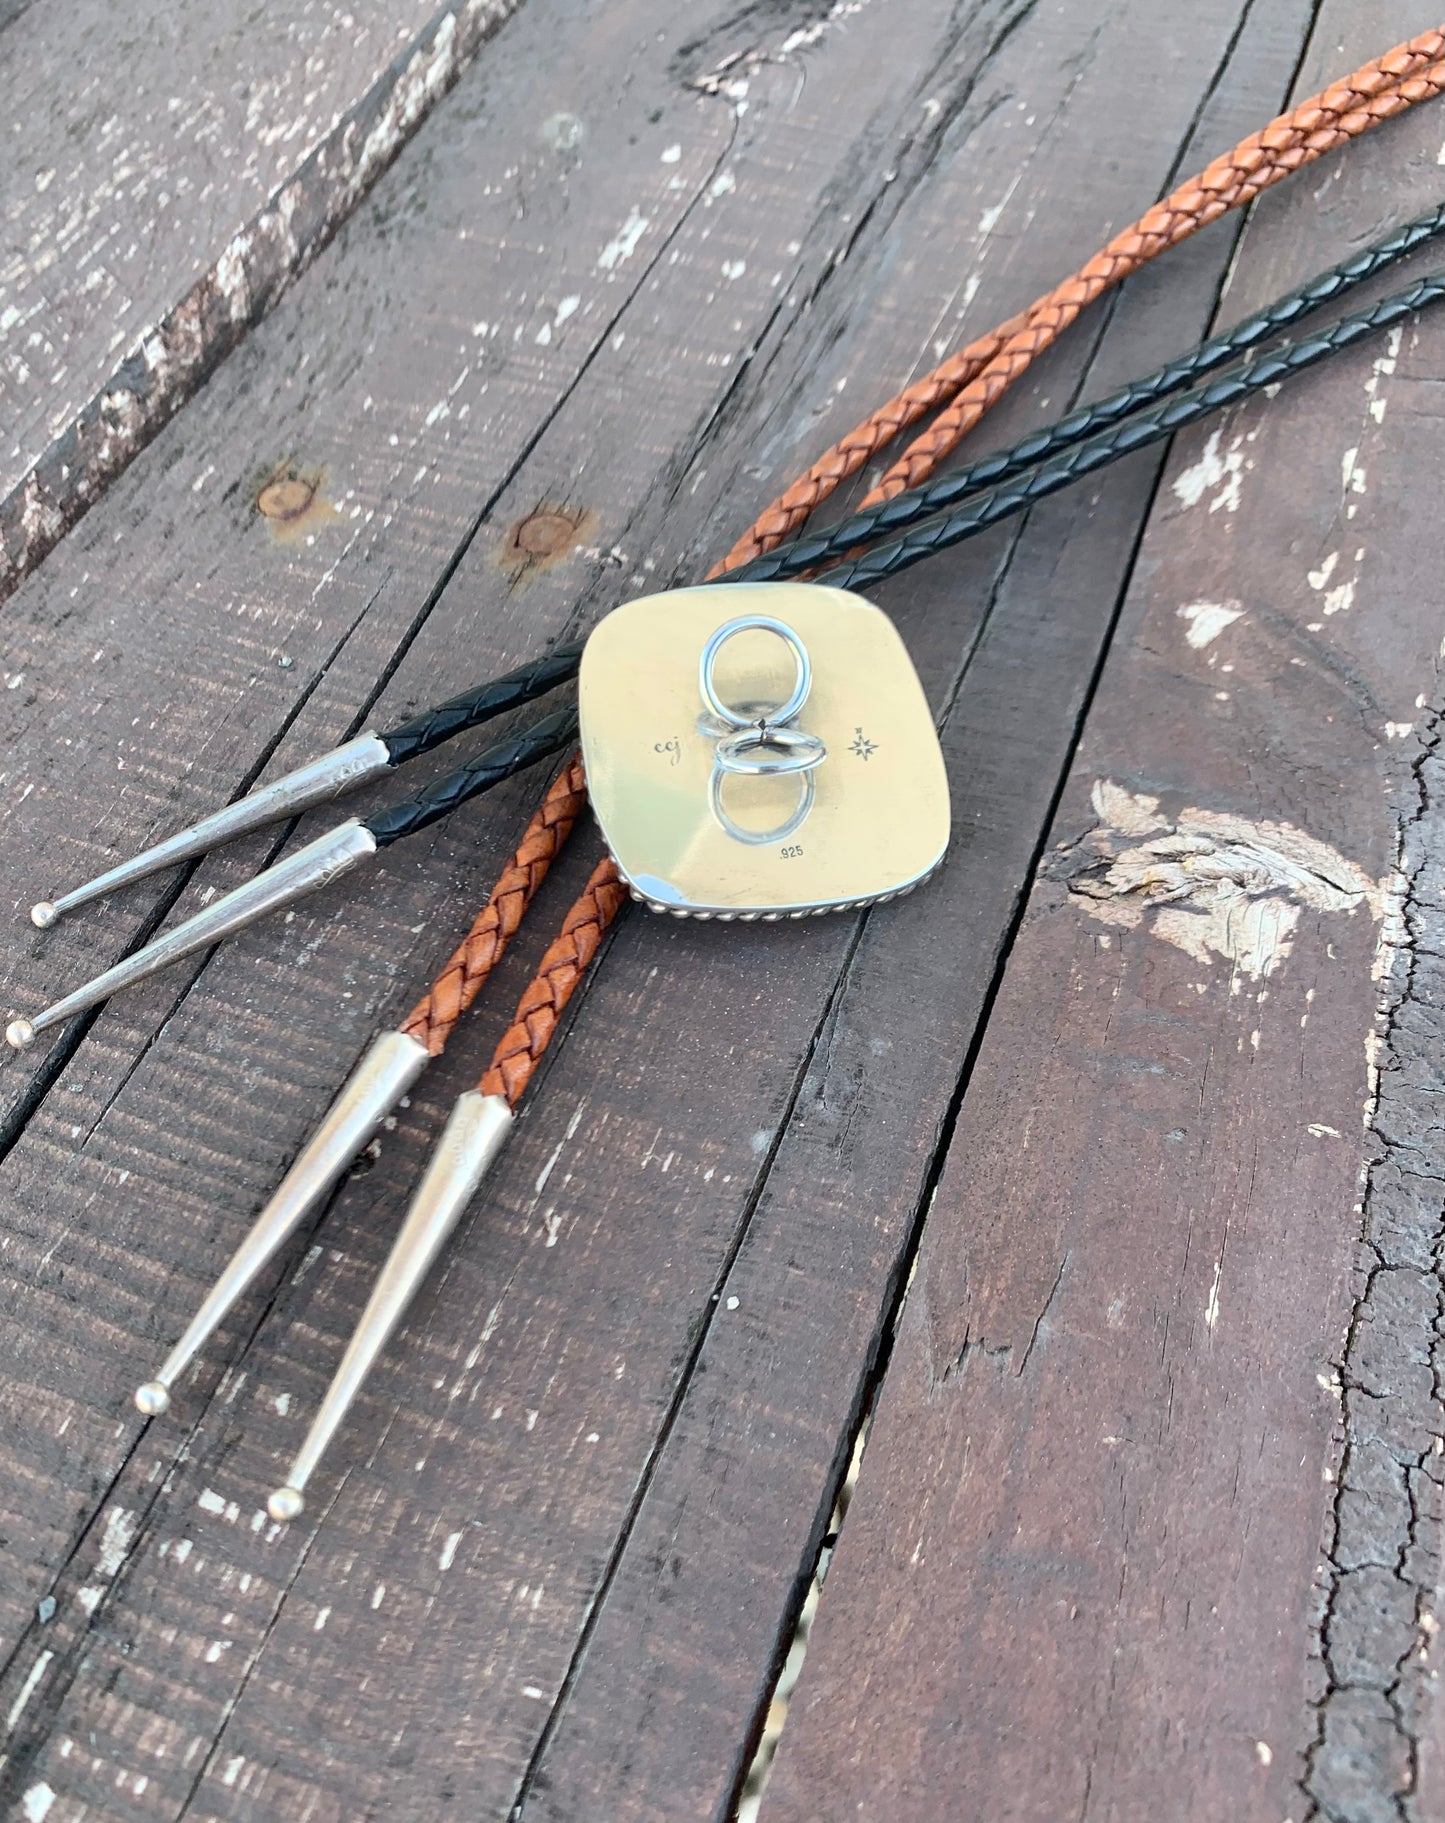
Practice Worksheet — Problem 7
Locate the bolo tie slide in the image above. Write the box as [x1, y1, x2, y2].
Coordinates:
[13, 26, 1445, 1514]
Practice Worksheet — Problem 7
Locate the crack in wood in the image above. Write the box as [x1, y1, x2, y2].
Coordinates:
[1300, 720, 1445, 1823]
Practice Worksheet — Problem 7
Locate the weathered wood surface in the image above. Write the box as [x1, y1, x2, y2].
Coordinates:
[0, 0, 519, 604]
[762, 4, 1445, 1821]
[2, 1, 1444, 1821]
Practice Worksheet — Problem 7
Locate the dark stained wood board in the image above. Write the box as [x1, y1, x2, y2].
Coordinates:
[760, 4, 1445, 1822]
[0, 0, 521, 605]
[2, 2, 1442, 1822]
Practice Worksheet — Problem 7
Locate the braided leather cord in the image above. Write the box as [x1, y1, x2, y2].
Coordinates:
[364, 706, 578, 847]
[713, 28, 1445, 569]
[810, 275, 1445, 596]
[477, 856, 627, 1106]
[868, 59, 1445, 504]
[732, 221, 1445, 585]
[398, 757, 588, 1055]
[728, 201, 1445, 580]
[379, 642, 583, 766]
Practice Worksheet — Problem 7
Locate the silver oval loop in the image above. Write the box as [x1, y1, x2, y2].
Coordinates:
[709, 765, 816, 846]
[713, 726, 828, 777]
[699, 615, 812, 731]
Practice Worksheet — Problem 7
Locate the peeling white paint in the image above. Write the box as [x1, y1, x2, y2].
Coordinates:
[597, 209, 650, 272]
[21, 1783, 54, 1823]
[1323, 579, 1356, 617]
[1172, 428, 1247, 513]
[1307, 552, 1338, 592]
[97, 1506, 137, 1577]
[7, 1651, 54, 1730]
[1069, 782, 1382, 982]
[1177, 600, 1242, 649]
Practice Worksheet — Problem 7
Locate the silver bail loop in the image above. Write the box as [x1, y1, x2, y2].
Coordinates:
[698, 614, 827, 789]
[698, 614, 814, 732]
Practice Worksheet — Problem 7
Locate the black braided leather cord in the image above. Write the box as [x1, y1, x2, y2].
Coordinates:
[379, 643, 583, 767]
[366, 706, 580, 846]
[736, 206, 1445, 586]
[813, 272, 1445, 595]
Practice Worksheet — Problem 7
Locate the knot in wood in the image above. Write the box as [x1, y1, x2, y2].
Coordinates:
[257, 476, 317, 522]
[512, 510, 578, 557]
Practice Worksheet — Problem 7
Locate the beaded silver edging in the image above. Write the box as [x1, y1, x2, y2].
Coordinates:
[609, 848, 944, 922]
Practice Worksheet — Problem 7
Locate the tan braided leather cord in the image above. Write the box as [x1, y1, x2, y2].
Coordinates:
[398, 756, 587, 1055]
[477, 856, 627, 1106]
[869, 58, 1445, 501]
[714, 28, 1445, 566]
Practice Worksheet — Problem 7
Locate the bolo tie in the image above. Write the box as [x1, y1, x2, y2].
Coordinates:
[10, 28, 1445, 1523]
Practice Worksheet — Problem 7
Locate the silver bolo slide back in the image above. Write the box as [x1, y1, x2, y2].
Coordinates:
[133, 581, 949, 1519]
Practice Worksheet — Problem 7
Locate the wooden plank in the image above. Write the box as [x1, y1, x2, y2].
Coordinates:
[759, 5, 1445, 1820]
[0, 0, 521, 605]
[0, 0, 750, 1671]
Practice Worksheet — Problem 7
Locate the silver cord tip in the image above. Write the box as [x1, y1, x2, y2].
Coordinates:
[268, 1485, 305, 1523]
[134, 1381, 171, 1417]
[272, 1092, 513, 1514]
[28, 735, 392, 926]
[13, 819, 377, 1044]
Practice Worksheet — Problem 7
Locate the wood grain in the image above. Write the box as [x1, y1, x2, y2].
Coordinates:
[5, 0, 1445, 1819]
[761, 4, 1445, 1821]
[0, 0, 521, 605]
